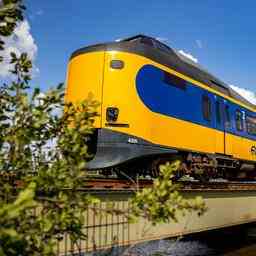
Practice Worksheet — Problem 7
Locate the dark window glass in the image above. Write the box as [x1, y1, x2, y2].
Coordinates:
[246, 116, 256, 136]
[154, 41, 170, 52]
[225, 105, 231, 128]
[163, 72, 186, 90]
[216, 101, 221, 124]
[140, 37, 154, 46]
[202, 95, 211, 121]
[235, 110, 244, 131]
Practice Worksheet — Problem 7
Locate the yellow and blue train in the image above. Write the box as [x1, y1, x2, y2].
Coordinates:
[66, 35, 256, 179]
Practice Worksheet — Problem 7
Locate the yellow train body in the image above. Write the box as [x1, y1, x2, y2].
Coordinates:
[66, 35, 256, 176]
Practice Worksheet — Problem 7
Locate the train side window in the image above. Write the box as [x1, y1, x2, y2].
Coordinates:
[225, 105, 231, 128]
[216, 101, 221, 124]
[163, 72, 186, 90]
[246, 115, 256, 136]
[235, 110, 244, 131]
[202, 95, 211, 121]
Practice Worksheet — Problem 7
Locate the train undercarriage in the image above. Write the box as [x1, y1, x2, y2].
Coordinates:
[100, 153, 256, 182]
[86, 129, 256, 182]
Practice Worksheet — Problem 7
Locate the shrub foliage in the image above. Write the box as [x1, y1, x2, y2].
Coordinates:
[0, 1, 206, 255]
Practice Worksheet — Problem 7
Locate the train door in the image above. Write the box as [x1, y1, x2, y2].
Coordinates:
[223, 101, 233, 156]
[214, 97, 225, 154]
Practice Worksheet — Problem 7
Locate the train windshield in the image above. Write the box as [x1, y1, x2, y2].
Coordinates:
[246, 115, 256, 136]
[153, 40, 171, 52]
[140, 37, 154, 46]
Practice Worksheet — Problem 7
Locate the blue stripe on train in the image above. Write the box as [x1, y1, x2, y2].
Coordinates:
[135, 64, 256, 141]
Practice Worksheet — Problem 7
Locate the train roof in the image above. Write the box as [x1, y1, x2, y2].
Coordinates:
[71, 35, 255, 110]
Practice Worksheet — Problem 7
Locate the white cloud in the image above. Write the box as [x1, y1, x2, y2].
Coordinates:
[0, 20, 38, 78]
[178, 50, 198, 63]
[156, 37, 169, 43]
[230, 85, 256, 105]
[196, 39, 203, 49]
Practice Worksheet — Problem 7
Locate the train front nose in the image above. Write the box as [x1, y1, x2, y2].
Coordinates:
[86, 129, 176, 170]
[66, 48, 107, 168]
[65, 50, 105, 128]
[85, 128, 134, 170]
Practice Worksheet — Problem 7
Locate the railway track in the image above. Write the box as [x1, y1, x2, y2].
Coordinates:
[11, 175, 256, 192]
[81, 178, 256, 192]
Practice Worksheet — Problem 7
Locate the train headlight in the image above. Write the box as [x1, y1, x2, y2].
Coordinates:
[110, 60, 124, 69]
[106, 107, 119, 122]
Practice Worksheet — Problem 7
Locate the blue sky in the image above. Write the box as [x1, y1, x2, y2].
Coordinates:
[7, 1, 256, 97]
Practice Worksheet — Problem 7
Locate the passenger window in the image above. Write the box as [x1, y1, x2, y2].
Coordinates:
[235, 110, 244, 131]
[246, 115, 256, 136]
[216, 101, 221, 124]
[202, 95, 211, 121]
[225, 105, 231, 128]
[163, 72, 186, 90]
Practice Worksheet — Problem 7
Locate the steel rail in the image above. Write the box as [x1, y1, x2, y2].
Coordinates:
[80, 179, 256, 192]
